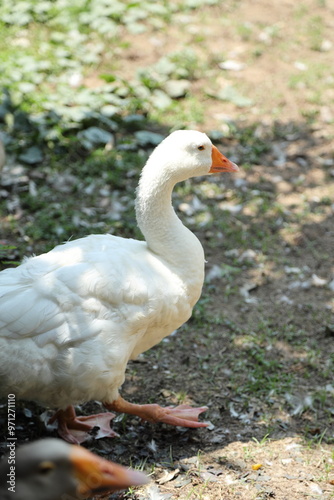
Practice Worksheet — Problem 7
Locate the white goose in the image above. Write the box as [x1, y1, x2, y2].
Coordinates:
[0, 130, 238, 443]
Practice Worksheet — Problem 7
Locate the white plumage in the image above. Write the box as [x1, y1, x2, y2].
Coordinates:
[0, 130, 238, 443]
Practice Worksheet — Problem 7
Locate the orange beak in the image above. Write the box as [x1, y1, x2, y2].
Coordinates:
[209, 145, 239, 173]
[70, 445, 149, 496]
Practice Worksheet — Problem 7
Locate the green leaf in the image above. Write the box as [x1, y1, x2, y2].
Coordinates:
[150, 90, 172, 110]
[134, 131, 164, 146]
[210, 86, 253, 107]
[164, 79, 190, 98]
[77, 127, 114, 149]
[19, 146, 43, 164]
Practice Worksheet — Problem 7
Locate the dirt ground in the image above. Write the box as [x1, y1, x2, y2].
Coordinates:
[1, 1, 334, 499]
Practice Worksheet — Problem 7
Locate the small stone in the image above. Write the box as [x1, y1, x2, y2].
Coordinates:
[239, 249, 257, 262]
[219, 60, 246, 71]
[294, 61, 307, 71]
[327, 279, 334, 291]
[225, 249, 239, 258]
[320, 39, 332, 52]
[311, 274, 327, 287]
[205, 265, 223, 283]
[284, 266, 302, 274]
[218, 202, 243, 214]
[288, 280, 311, 290]
[309, 483, 323, 495]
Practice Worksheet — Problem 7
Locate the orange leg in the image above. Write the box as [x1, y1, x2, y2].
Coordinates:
[49, 405, 118, 444]
[104, 396, 208, 428]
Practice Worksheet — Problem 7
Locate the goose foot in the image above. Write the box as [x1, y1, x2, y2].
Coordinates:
[105, 396, 208, 428]
[49, 405, 118, 444]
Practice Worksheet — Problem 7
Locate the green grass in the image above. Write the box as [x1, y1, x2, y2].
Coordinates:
[307, 15, 326, 51]
[0, 0, 213, 136]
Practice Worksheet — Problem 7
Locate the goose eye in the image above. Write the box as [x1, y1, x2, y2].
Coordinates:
[38, 461, 55, 474]
[198, 146, 205, 151]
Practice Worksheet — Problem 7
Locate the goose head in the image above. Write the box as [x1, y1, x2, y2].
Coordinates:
[142, 130, 238, 185]
[2, 439, 148, 500]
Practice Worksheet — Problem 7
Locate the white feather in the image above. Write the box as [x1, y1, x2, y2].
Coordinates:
[0, 131, 220, 410]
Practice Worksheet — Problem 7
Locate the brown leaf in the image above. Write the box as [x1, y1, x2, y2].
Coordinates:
[157, 468, 180, 485]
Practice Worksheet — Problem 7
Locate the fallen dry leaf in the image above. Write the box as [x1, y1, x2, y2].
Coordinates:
[157, 468, 180, 485]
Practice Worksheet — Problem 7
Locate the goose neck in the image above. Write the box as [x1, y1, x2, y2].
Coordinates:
[135, 176, 179, 253]
[135, 174, 204, 270]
